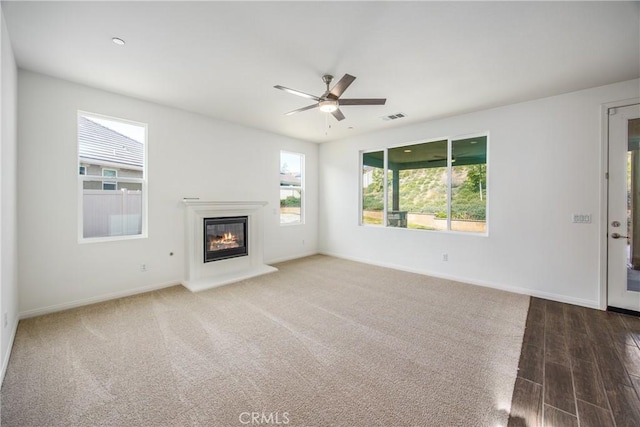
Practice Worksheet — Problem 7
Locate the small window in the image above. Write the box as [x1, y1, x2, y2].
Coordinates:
[78, 112, 147, 241]
[280, 151, 304, 225]
[101, 169, 117, 190]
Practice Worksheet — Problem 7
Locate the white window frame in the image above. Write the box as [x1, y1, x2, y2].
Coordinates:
[279, 150, 305, 226]
[359, 132, 489, 235]
[78, 111, 148, 243]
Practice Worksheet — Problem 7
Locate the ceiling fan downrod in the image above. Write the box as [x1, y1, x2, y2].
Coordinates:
[322, 74, 334, 93]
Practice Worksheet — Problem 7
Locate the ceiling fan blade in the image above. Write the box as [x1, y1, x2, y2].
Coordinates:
[331, 108, 346, 121]
[285, 104, 318, 116]
[274, 85, 321, 101]
[339, 98, 387, 106]
[328, 74, 356, 99]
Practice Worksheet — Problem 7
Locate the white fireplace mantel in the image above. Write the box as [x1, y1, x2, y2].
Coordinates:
[182, 200, 277, 292]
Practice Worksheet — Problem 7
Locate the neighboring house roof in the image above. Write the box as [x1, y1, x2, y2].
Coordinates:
[78, 116, 143, 169]
[280, 173, 301, 187]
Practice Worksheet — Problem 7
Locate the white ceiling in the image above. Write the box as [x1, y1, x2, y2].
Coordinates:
[3, 1, 639, 143]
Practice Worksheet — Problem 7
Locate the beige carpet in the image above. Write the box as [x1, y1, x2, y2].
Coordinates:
[1, 255, 529, 426]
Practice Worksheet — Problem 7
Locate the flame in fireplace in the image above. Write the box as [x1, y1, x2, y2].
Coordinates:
[221, 232, 236, 243]
[209, 232, 240, 251]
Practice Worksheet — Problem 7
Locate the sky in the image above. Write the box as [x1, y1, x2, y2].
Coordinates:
[280, 151, 302, 174]
[89, 116, 146, 143]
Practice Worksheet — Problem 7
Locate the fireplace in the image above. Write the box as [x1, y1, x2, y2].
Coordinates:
[182, 200, 276, 292]
[204, 216, 248, 262]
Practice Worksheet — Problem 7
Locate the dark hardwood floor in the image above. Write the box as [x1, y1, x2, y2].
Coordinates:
[508, 297, 640, 426]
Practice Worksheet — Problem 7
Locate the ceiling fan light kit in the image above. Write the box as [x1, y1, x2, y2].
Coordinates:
[318, 99, 338, 113]
[274, 73, 386, 121]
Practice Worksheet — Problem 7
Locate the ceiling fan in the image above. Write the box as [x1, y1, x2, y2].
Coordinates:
[274, 74, 386, 121]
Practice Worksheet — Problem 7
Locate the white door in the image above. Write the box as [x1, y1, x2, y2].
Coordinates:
[608, 103, 640, 312]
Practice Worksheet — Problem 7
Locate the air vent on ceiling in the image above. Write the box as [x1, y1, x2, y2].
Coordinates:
[382, 112, 407, 121]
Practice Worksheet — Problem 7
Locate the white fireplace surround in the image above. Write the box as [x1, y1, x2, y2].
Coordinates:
[182, 200, 277, 292]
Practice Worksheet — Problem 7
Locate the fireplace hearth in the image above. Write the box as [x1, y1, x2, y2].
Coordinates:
[204, 216, 248, 262]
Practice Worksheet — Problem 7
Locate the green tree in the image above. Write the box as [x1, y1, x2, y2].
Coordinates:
[461, 164, 486, 194]
[280, 194, 301, 207]
[370, 168, 384, 193]
[451, 164, 486, 220]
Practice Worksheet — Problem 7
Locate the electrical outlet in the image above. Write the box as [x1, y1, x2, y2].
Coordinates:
[140, 264, 147, 272]
[302, 239, 305, 246]
[442, 253, 448, 262]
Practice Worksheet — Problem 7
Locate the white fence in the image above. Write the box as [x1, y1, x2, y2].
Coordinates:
[83, 190, 142, 238]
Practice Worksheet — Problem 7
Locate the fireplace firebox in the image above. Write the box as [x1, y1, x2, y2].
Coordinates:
[204, 216, 248, 262]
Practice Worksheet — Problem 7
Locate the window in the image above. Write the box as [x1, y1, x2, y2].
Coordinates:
[361, 134, 487, 233]
[361, 151, 384, 225]
[78, 112, 147, 241]
[102, 169, 117, 190]
[450, 137, 487, 232]
[280, 151, 304, 224]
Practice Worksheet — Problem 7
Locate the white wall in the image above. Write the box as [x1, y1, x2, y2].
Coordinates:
[319, 79, 640, 309]
[13, 70, 639, 317]
[1, 5, 19, 382]
[17, 70, 318, 316]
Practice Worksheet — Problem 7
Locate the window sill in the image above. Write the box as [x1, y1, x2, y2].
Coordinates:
[79, 233, 148, 244]
[359, 223, 488, 236]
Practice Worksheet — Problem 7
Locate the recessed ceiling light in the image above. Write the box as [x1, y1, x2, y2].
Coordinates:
[404, 149, 412, 153]
[112, 37, 125, 46]
[470, 140, 478, 144]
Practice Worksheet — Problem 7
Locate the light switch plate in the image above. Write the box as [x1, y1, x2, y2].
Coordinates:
[572, 214, 592, 224]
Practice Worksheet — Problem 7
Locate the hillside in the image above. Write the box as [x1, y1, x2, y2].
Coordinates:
[363, 164, 486, 220]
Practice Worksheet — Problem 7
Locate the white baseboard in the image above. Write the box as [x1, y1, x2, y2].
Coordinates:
[17, 249, 600, 319]
[19, 280, 181, 319]
[1, 316, 18, 386]
[319, 250, 600, 310]
[17, 252, 318, 319]
[265, 250, 319, 265]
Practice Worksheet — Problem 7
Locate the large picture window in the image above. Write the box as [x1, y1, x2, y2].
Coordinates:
[280, 151, 304, 225]
[361, 135, 487, 233]
[78, 112, 147, 241]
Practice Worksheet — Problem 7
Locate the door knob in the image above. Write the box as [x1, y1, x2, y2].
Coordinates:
[611, 232, 629, 239]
